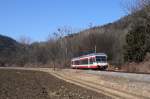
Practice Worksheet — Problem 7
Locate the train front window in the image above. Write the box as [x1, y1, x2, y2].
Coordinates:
[96, 56, 106, 63]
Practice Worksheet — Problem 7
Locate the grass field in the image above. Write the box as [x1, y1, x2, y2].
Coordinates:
[0, 69, 111, 99]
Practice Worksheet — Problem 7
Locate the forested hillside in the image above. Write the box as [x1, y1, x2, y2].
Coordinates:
[0, 0, 150, 72]
[0, 35, 21, 66]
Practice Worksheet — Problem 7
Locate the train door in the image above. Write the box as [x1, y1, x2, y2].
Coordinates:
[88, 57, 90, 68]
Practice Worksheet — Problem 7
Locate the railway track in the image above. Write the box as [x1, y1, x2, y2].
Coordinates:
[81, 70, 150, 83]
[67, 68, 150, 83]
[106, 69, 150, 75]
[71, 68, 150, 74]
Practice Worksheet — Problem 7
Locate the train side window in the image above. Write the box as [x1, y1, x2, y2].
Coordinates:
[81, 59, 88, 65]
[74, 61, 76, 65]
[74, 60, 79, 65]
[90, 57, 95, 64]
[92, 58, 96, 62]
[90, 58, 93, 64]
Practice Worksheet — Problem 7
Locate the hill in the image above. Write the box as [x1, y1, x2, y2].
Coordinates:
[0, 2, 149, 73]
[0, 35, 21, 66]
[69, 7, 149, 65]
[65, 15, 133, 65]
[0, 12, 147, 67]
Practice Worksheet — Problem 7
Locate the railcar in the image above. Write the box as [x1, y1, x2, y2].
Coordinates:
[71, 53, 108, 70]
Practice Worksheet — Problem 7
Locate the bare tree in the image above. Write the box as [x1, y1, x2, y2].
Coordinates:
[47, 26, 76, 68]
[121, 0, 150, 14]
[18, 35, 31, 45]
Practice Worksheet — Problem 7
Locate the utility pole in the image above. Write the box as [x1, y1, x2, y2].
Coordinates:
[95, 45, 96, 53]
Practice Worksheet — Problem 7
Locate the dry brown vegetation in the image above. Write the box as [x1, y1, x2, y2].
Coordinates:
[121, 61, 150, 73]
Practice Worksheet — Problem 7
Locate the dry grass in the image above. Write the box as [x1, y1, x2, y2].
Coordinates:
[121, 59, 150, 73]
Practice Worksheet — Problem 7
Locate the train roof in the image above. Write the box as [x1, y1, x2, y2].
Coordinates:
[72, 53, 107, 60]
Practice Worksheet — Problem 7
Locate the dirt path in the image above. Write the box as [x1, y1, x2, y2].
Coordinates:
[51, 69, 150, 99]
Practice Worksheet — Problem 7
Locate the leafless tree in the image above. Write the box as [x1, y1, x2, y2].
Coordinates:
[121, 0, 150, 14]
[18, 35, 31, 45]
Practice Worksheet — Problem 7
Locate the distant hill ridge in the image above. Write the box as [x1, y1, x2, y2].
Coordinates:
[0, 34, 21, 66]
[0, 34, 20, 49]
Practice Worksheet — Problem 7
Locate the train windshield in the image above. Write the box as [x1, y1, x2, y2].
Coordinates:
[96, 56, 107, 63]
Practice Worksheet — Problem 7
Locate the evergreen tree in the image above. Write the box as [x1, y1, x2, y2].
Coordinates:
[124, 25, 146, 62]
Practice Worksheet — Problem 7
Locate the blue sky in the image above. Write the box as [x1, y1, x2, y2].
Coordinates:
[0, 0, 129, 42]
